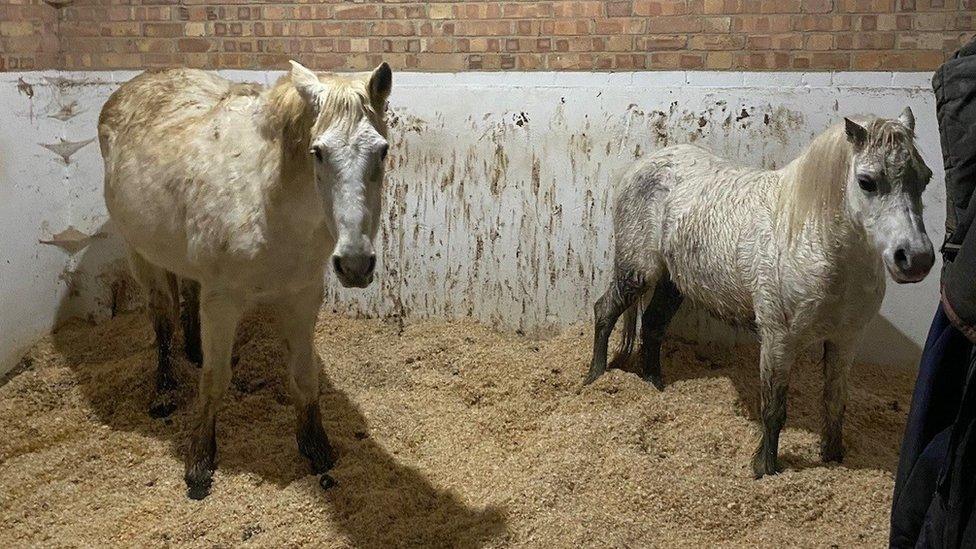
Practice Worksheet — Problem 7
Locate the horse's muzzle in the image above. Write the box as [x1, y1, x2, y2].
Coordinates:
[887, 245, 935, 284]
[332, 254, 376, 288]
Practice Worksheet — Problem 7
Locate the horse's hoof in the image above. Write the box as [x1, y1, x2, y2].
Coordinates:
[186, 477, 212, 500]
[185, 346, 202, 366]
[185, 422, 217, 499]
[641, 374, 665, 391]
[309, 453, 333, 475]
[184, 463, 214, 500]
[751, 456, 779, 479]
[821, 442, 845, 463]
[582, 371, 603, 385]
[303, 445, 334, 475]
[298, 427, 335, 474]
[149, 401, 177, 418]
[319, 473, 337, 490]
[149, 391, 178, 418]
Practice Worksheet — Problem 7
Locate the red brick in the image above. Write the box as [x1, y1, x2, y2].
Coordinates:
[177, 38, 211, 53]
[2, 0, 967, 72]
[334, 5, 381, 20]
[802, 0, 835, 12]
[606, 1, 634, 17]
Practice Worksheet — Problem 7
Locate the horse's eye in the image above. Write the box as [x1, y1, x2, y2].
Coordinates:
[380, 144, 389, 161]
[310, 146, 323, 162]
[857, 175, 877, 192]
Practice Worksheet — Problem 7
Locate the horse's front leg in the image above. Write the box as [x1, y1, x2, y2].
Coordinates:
[184, 291, 243, 500]
[752, 332, 795, 479]
[274, 286, 334, 478]
[821, 338, 854, 463]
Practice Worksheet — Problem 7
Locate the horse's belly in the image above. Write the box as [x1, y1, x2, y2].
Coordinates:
[660, 225, 758, 324]
[667, 261, 756, 325]
[106, 169, 269, 282]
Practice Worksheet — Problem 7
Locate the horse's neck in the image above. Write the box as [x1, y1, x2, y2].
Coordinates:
[777, 142, 872, 262]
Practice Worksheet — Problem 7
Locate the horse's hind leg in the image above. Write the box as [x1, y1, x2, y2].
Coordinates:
[584, 266, 653, 385]
[184, 289, 243, 500]
[821, 338, 854, 463]
[180, 278, 202, 365]
[639, 276, 683, 389]
[752, 332, 796, 478]
[128, 252, 180, 418]
[273, 285, 334, 478]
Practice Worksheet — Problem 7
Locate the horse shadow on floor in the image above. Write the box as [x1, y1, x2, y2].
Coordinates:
[608, 316, 919, 475]
[44, 230, 507, 548]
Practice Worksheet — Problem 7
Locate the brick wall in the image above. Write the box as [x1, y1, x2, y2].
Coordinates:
[0, 1, 59, 70]
[1, 1, 975, 72]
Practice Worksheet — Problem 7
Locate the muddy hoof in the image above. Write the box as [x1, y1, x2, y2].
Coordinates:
[149, 390, 178, 418]
[582, 370, 603, 386]
[751, 455, 780, 479]
[149, 401, 177, 418]
[185, 422, 217, 500]
[184, 462, 214, 500]
[185, 345, 202, 366]
[641, 373, 665, 391]
[319, 474, 337, 490]
[821, 442, 845, 464]
[186, 476, 212, 500]
[300, 440, 334, 475]
[298, 406, 335, 474]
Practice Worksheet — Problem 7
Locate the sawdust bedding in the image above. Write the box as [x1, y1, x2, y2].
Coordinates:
[1, 311, 914, 547]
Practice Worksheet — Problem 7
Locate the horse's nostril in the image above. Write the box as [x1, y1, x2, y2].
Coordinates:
[894, 248, 910, 270]
[367, 255, 376, 274]
[332, 256, 344, 277]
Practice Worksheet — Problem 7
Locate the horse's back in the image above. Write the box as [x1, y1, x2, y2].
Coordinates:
[98, 69, 260, 155]
[615, 144, 777, 323]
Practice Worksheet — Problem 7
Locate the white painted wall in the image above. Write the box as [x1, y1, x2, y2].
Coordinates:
[0, 69, 946, 374]
[1, 72, 79, 375]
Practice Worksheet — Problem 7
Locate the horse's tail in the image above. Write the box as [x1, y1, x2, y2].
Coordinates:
[615, 294, 643, 362]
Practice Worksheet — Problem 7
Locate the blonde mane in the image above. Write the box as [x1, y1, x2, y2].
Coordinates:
[263, 73, 384, 159]
[776, 117, 916, 239]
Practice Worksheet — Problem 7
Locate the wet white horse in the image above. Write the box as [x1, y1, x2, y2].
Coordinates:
[98, 60, 392, 498]
[586, 109, 935, 478]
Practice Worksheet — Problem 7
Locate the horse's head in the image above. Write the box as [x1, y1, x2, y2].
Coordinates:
[843, 108, 934, 284]
[289, 60, 391, 288]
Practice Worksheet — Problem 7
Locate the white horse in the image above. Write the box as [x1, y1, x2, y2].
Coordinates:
[586, 109, 935, 478]
[98, 60, 392, 498]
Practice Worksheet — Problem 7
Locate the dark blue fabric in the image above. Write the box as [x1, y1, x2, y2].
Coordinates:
[890, 304, 974, 548]
[906, 430, 951, 548]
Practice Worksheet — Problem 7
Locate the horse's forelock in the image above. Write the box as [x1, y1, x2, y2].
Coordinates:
[311, 79, 377, 136]
[268, 74, 382, 151]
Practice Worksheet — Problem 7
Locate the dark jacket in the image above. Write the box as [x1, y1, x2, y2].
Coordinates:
[891, 35, 976, 548]
[934, 37, 976, 342]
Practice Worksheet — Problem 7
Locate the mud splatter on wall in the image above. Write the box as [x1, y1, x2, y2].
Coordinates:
[323, 85, 818, 336]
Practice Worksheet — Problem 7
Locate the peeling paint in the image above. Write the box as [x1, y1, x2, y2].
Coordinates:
[46, 99, 82, 122]
[40, 226, 104, 254]
[16, 78, 34, 98]
[40, 137, 96, 164]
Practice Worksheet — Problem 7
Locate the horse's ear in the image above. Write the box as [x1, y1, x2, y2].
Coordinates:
[898, 106, 915, 132]
[289, 60, 323, 105]
[368, 62, 392, 109]
[844, 117, 868, 149]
